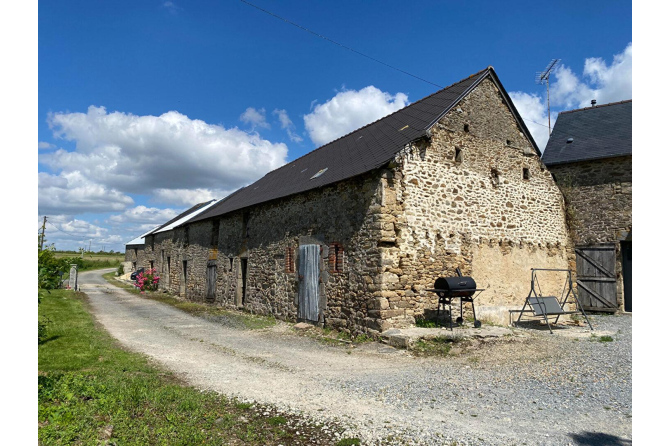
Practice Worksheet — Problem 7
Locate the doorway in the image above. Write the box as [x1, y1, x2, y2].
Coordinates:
[180, 260, 187, 297]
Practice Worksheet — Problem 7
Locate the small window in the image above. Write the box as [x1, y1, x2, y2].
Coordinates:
[285, 246, 295, 273]
[329, 242, 344, 274]
[506, 139, 511, 146]
[490, 168, 500, 188]
[523, 168, 530, 180]
[149, 260, 154, 271]
[454, 147, 463, 163]
[229, 257, 234, 272]
[464, 123, 470, 133]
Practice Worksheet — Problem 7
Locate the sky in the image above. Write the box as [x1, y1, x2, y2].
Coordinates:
[36, 0, 632, 252]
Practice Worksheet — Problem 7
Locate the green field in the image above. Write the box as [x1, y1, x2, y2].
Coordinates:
[38, 289, 346, 445]
[53, 252, 124, 272]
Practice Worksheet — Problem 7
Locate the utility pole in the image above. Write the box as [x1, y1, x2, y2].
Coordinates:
[39, 216, 47, 251]
[88, 240, 92, 254]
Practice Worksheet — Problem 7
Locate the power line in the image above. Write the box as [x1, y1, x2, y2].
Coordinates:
[240, 0, 444, 88]
[47, 221, 90, 240]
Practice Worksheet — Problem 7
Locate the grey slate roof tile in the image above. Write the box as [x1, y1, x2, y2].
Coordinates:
[542, 100, 632, 166]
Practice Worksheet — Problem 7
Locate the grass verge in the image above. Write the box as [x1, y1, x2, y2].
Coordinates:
[38, 289, 343, 445]
[101, 272, 276, 330]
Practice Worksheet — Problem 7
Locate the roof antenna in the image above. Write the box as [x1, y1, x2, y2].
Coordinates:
[536, 59, 560, 137]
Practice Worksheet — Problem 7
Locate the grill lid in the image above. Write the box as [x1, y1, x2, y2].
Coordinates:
[434, 276, 477, 296]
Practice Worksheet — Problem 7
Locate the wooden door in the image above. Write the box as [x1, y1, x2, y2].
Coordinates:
[575, 245, 618, 312]
[206, 263, 217, 303]
[622, 241, 632, 312]
[298, 244, 320, 322]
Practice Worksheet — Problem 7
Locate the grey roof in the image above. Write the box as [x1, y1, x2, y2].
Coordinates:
[189, 67, 536, 223]
[147, 200, 216, 235]
[542, 100, 632, 166]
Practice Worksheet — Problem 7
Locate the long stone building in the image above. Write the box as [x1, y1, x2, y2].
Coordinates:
[542, 100, 632, 313]
[126, 67, 573, 334]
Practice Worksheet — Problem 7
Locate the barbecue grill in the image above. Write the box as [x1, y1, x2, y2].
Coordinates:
[427, 268, 483, 329]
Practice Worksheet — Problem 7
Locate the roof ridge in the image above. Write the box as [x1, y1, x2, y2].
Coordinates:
[279, 67, 492, 169]
[559, 99, 632, 115]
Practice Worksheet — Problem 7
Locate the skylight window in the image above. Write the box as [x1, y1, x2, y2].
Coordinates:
[311, 168, 328, 179]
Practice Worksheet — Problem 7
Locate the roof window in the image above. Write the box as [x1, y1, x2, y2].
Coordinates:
[311, 168, 328, 179]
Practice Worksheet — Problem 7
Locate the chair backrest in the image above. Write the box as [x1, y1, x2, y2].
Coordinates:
[528, 296, 563, 315]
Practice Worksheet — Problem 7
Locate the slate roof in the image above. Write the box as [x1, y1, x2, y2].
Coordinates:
[125, 226, 161, 247]
[144, 200, 216, 236]
[542, 100, 632, 166]
[188, 67, 535, 223]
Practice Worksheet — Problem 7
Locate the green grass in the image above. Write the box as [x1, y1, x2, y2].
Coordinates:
[38, 289, 339, 445]
[414, 317, 440, 328]
[102, 273, 276, 330]
[412, 336, 454, 356]
[599, 335, 614, 342]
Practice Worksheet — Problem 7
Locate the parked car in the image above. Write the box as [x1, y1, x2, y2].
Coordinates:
[130, 267, 145, 281]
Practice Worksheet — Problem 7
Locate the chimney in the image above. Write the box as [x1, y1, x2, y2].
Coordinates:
[591, 99, 597, 107]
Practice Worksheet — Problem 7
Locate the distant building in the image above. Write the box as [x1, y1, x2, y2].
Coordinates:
[543, 100, 632, 313]
[127, 67, 572, 333]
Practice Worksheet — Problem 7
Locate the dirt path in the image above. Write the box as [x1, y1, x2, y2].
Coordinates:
[80, 269, 632, 445]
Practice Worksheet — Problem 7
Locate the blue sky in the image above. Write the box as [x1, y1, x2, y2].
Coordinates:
[37, 0, 632, 252]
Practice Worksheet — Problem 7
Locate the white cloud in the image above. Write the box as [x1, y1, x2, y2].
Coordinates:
[41, 215, 120, 251]
[39, 141, 55, 150]
[41, 106, 288, 211]
[162, 1, 180, 14]
[240, 107, 270, 130]
[38, 171, 134, 215]
[511, 43, 632, 151]
[107, 205, 179, 225]
[304, 86, 409, 146]
[273, 109, 303, 142]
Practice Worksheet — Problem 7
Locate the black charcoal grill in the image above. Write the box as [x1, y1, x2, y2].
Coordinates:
[427, 268, 483, 329]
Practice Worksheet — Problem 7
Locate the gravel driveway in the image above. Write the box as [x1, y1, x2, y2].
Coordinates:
[80, 269, 632, 445]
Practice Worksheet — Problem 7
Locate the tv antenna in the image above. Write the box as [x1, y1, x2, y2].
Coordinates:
[536, 59, 560, 137]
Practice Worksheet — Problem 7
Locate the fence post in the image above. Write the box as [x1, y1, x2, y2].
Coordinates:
[69, 264, 78, 291]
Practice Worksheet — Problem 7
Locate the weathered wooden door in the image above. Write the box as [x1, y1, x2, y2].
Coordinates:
[622, 241, 632, 312]
[298, 244, 320, 322]
[206, 263, 217, 303]
[575, 244, 618, 312]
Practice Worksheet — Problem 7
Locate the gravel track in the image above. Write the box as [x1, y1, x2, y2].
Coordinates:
[80, 269, 632, 445]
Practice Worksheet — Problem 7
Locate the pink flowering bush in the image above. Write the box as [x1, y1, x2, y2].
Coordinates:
[134, 268, 160, 292]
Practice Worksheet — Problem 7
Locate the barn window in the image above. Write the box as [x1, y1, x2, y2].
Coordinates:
[490, 168, 500, 188]
[329, 242, 344, 274]
[285, 246, 295, 273]
[523, 168, 530, 180]
[464, 123, 470, 133]
[454, 147, 463, 163]
[506, 139, 511, 146]
[229, 256, 234, 272]
[149, 260, 154, 270]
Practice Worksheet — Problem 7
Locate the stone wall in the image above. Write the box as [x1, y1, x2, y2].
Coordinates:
[379, 78, 571, 324]
[549, 156, 632, 311]
[148, 173, 388, 334]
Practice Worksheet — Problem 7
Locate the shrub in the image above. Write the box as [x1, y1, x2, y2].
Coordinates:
[135, 268, 160, 292]
[117, 264, 125, 276]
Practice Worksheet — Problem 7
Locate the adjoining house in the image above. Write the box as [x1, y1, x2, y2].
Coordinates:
[124, 226, 159, 273]
[127, 67, 572, 334]
[542, 100, 632, 313]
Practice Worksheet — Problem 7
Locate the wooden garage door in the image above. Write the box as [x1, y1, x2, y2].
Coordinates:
[575, 244, 617, 312]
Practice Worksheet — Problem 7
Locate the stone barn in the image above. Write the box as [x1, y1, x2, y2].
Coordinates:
[543, 100, 632, 313]
[132, 67, 572, 334]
